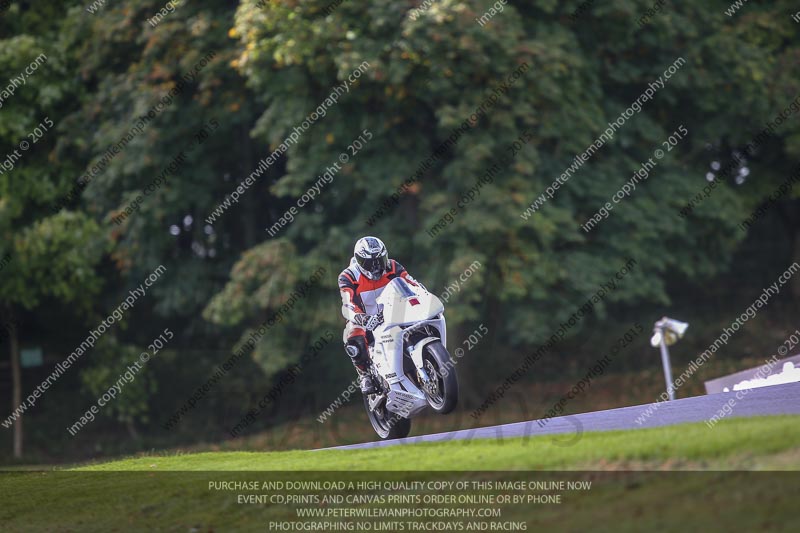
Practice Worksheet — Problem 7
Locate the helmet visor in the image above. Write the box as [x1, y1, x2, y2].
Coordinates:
[356, 253, 388, 279]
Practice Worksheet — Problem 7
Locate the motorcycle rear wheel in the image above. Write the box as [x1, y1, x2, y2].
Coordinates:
[363, 393, 411, 440]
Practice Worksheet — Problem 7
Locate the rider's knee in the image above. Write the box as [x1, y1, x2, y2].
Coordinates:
[345, 335, 369, 366]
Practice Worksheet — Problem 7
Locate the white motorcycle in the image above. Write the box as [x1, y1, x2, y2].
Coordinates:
[364, 277, 459, 439]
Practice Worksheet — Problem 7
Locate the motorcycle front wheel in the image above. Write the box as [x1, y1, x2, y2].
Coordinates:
[421, 340, 459, 414]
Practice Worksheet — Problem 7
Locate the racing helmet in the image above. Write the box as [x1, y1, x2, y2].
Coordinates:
[353, 236, 389, 280]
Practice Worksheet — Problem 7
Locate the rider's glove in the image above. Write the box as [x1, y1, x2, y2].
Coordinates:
[355, 312, 383, 331]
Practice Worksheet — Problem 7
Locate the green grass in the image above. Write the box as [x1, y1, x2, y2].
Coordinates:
[75, 415, 800, 471]
[2, 416, 799, 532]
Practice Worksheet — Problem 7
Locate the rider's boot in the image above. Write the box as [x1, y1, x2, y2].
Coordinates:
[345, 340, 377, 394]
[355, 366, 377, 395]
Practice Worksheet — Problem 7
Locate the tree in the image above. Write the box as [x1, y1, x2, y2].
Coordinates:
[0, 213, 106, 457]
[0, 1, 107, 457]
[208, 0, 800, 384]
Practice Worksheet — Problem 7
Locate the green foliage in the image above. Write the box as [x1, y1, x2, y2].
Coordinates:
[204, 240, 337, 376]
[79, 336, 157, 427]
[0, 211, 107, 310]
[224, 0, 799, 349]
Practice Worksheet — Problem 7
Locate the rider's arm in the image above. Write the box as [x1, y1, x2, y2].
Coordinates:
[338, 272, 365, 322]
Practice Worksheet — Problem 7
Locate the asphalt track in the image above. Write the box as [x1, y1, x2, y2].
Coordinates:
[326, 381, 800, 450]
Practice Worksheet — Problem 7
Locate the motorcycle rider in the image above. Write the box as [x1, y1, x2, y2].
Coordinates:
[338, 236, 421, 394]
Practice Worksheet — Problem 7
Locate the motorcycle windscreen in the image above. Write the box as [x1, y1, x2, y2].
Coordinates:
[379, 278, 444, 327]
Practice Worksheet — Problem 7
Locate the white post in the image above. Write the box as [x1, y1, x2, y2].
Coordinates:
[659, 333, 675, 401]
